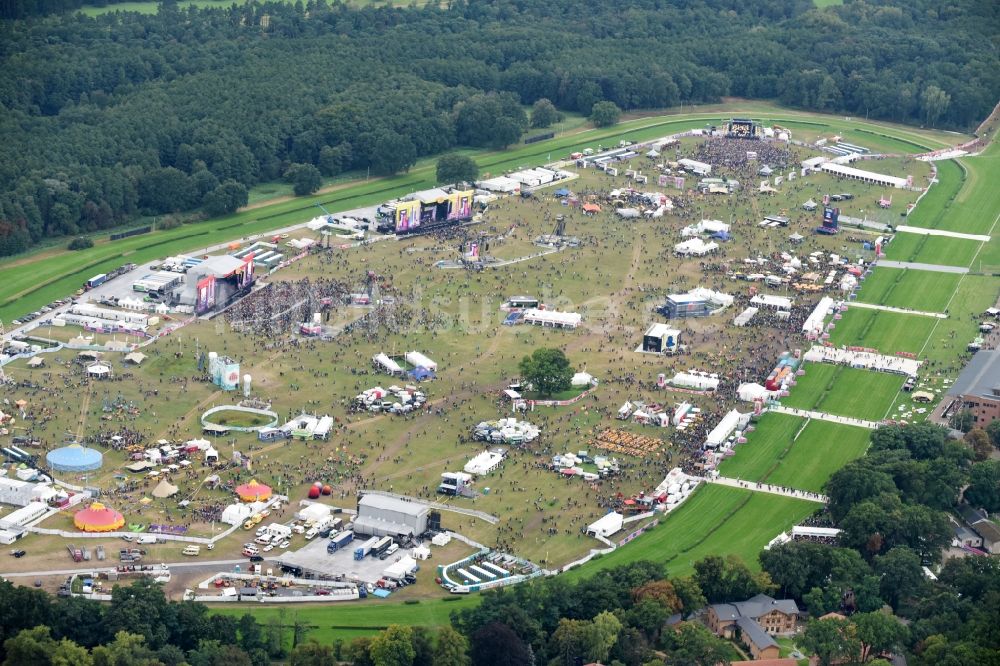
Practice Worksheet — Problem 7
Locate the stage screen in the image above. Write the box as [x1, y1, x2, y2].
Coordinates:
[395, 201, 421, 232]
[237, 253, 255, 289]
[196, 275, 216, 314]
[448, 190, 473, 220]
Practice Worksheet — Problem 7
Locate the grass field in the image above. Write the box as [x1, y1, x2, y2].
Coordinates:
[828, 307, 937, 354]
[767, 420, 870, 493]
[782, 364, 904, 421]
[854, 268, 961, 312]
[883, 232, 982, 267]
[718, 414, 870, 494]
[718, 413, 805, 481]
[562, 485, 815, 580]
[213, 595, 479, 643]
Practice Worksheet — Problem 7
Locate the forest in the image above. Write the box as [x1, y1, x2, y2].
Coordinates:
[0, 0, 997, 255]
[2, 423, 998, 665]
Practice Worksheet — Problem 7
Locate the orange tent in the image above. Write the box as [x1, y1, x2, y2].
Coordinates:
[582, 203, 601, 214]
[74, 502, 125, 532]
[235, 479, 272, 502]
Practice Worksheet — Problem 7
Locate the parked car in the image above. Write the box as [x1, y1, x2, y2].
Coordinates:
[10, 549, 26, 558]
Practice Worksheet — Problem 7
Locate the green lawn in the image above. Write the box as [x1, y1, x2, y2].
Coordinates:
[855, 268, 961, 312]
[782, 364, 904, 422]
[719, 414, 871, 494]
[767, 420, 871, 493]
[213, 595, 479, 644]
[828, 307, 937, 355]
[564, 485, 815, 579]
[884, 232, 982, 268]
[903, 159, 965, 231]
[718, 413, 805, 481]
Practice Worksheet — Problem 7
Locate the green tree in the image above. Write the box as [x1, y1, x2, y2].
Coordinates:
[984, 420, 1000, 449]
[2, 625, 92, 666]
[965, 460, 1000, 511]
[91, 631, 159, 666]
[370, 132, 417, 176]
[949, 408, 974, 433]
[671, 576, 707, 618]
[432, 627, 469, 666]
[693, 555, 773, 603]
[519, 347, 574, 397]
[284, 163, 323, 196]
[853, 611, 908, 663]
[289, 640, 335, 666]
[801, 618, 860, 666]
[590, 101, 621, 128]
[920, 85, 951, 127]
[202, 180, 248, 217]
[68, 237, 93, 250]
[369, 625, 415, 666]
[874, 547, 924, 610]
[963, 428, 992, 461]
[662, 622, 732, 666]
[469, 623, 530, 666]
[529, 98, 561, 128]
[435, 154, 479, 185]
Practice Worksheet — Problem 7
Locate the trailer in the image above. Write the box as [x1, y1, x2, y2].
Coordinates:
[327, 530, 354, 554]
[354, 536, 379, 561]
[370, 536, 393, 558]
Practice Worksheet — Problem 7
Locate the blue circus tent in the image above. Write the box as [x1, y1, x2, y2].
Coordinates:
[47, 444, 103, 473]
[711, 230, 731, 241]
[553, 188, 571, 197]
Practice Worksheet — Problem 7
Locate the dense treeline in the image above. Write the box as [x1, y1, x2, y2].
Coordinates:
[0, 0, 997, 256]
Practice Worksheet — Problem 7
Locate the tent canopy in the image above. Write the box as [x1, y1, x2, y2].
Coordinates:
[235, 479, 272, 502]
[152, 479, 179, 498]
[74, 502, 125, 532]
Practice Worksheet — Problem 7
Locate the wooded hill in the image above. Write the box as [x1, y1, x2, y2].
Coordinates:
[0, 0, 996, 255]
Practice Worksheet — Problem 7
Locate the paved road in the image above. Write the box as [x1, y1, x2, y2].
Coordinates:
[896, 225, 990, 242]
[0, 557, 262, 578]
[704, 475, 829, 504]
[770, 405, 880, 429]
[847, 300, 948, 319]
[876, 259, 969, 274]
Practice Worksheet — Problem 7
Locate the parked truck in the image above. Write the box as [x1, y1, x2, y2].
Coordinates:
[353, 536, 379, 561]
[370, 536, 393, 558]
[326, 530, 354, 554]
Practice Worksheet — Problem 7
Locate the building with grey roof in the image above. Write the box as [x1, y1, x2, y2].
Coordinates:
[354, 493, 429, 538]
[707, 594, 800, 660]
[944, 350, 1000, 427]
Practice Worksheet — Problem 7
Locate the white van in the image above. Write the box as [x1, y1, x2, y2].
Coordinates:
[304, 527, 318, 540]
[255, 533, 273, 546]
[137, 535, 158, 545]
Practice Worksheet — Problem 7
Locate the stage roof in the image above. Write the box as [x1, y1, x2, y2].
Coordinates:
[196, 255, 245, 278]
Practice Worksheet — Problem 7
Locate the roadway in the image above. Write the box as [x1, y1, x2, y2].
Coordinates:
[0, 557, 262, 579]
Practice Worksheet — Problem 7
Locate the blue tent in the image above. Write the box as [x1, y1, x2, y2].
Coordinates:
[47, 444, 103, 472]
[553, 188, 571, 197]
[408, 367, 436, 381]
[712, 231, 731, 241]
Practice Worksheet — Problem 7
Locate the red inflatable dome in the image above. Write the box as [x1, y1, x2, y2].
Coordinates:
[307, 486, 321, 499]
[321, 485, 332, 496]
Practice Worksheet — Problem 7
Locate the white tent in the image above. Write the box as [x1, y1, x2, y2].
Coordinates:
[296, 503, 331, 522]
[404, 351, 438, 371]
[587, 512, 624, 538]
[571, 372, 594, 387]
[411, 545, 431, 560]
[373, 353, 403, 375]
[221, 503, 253, 526]
[522, 308, 582, 329]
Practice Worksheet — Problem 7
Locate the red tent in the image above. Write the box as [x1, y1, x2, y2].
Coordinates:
[235, 480, 272, 502]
